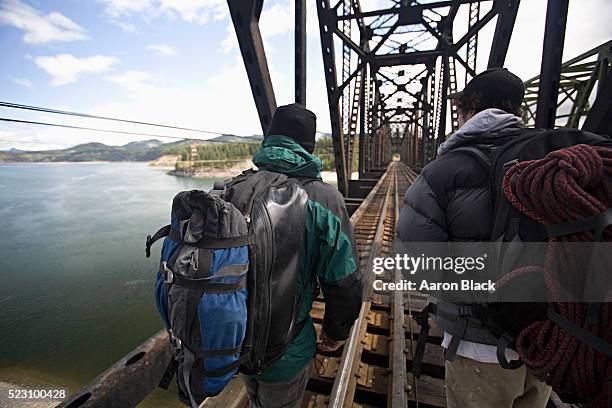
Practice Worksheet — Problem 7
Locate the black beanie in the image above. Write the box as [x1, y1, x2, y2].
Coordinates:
[266, 103, 317, 153]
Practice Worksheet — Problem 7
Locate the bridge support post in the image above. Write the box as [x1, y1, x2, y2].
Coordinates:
[535, 0, 569, 129]
[227, 0, 277, 134]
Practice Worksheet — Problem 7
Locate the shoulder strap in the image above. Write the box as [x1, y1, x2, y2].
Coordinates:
[451, 146, 492, 170]
[293, 176, 321, 187]
[223, 170, 290, 216]
[546, 208, 612, 242]
[548, 308, 612, 357]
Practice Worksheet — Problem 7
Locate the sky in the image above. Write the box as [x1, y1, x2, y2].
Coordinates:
[0, 0, 610, 151]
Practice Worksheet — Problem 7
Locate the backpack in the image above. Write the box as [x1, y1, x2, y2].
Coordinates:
[145, 169, 308, 407]
[412, 128, 612, 379]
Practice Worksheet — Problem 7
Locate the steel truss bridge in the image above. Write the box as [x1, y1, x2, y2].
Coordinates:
[58, 1, 611, 407]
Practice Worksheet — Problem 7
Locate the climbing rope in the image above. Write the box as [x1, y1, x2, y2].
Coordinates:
[501, 144, 612, 407]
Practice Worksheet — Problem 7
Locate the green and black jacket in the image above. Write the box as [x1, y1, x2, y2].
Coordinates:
[252, 135, 362, 381]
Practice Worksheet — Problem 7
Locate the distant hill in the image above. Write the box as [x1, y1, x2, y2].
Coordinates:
[121, 139, 165, 149]
[0, 133, 339, 166]
[0, 136, 261, 163]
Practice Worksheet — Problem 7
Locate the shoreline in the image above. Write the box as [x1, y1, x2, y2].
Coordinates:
[0, 161, 351, 185]
[0, 161, 138, 165]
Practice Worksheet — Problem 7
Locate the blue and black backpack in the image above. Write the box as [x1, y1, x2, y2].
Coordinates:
[146, 169, 309, 407]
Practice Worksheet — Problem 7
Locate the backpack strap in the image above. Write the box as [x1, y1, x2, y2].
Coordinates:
[412, 303, 437, 378]
[178, 341, 247, 407]
[158, 357, 178, 389]
[452, 145, 520, 243]
[451, 146, 492, 169]
[160, 261, 246, 292]
[146, 224, 171, 257]
[181, 347, 199, 408]
[168, 229, 249, 249]
[496, 333, 523, 369]
[444, 305, 477, 363]
[146, 224, 249, 257]
[293, 176, 321, 187]
[546, 208, 612, 242]
[548, 308, 612, 358]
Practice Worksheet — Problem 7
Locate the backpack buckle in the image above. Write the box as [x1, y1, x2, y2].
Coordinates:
[457, 305, 474, 317]
[503, 159, 519, 169]
[169, 330, 182, 350]
[162, 261, 174, 284]
[145, 235, 152, 258]
[457, 305, 483, 328]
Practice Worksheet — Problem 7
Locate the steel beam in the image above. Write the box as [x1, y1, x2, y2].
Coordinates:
[227, 0, 276, 133]
[358, 65, 367, 178]
[295, 0, 307, 105]
[488, 0, 520, 68]
[523, 41, 611, 129]
[58, 331, 172, 408]
[535, 0, 569, 129]
[317, 0, 349, 195]
[582, 75, 612, 136]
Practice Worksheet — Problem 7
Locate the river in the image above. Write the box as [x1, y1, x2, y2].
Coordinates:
[0, 162, 218, 407]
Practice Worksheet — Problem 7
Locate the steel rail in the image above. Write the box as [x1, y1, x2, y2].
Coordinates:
[390, 166, 407, 407]
[328, 163, 396, 408]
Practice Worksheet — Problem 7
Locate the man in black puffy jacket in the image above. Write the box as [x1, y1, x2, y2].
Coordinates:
[396, 68, 552, 407]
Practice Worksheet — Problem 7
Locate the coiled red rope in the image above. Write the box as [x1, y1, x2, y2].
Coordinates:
[502, 144, 612, 407]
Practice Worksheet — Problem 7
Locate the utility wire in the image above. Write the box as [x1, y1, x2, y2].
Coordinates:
[0, 117, 261, 144]
[0, 101, 245, 137]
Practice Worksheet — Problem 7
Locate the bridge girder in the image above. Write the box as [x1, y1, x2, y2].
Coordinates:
[316, 0, 521, 193]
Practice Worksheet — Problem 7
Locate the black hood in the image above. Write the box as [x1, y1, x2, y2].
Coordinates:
[266, 103, 317, 153]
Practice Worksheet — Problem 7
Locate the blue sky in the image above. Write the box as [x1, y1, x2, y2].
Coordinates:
[0, 0, 610, 151]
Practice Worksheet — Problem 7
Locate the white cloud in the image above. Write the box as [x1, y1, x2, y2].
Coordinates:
[98, 0, 154, 18]
[107, 70, 154, 93]
[35, 54, 119, 86]
[147, 43, 178, 56]
[98, 0, 228, 25]
[11, 76, 32, 88]
[221, 0, 319, 53]
[158, 0, 224, 25]
[98, 61, 261, 136]
[259, 2, 293, 38]
[221, 2, 291, 54]
[110, 19, 137, 32]
[221, 23, 236, 53]
[0, 0, 87, 45]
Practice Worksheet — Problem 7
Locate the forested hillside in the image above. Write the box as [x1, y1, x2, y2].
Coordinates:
[0, 136, 340, 171]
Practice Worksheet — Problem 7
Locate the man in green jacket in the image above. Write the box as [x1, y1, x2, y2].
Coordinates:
[240, 103, 362, 407]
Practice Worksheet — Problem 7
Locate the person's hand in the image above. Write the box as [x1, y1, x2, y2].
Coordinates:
[317, 330, 345, 353]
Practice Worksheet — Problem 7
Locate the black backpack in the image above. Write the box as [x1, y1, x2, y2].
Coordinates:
[146, 169, 308, 407]
[412, 127, 612, 375]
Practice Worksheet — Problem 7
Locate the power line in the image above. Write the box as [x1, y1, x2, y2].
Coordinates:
[0, 117, 262, 144]
[0, 101, 335, 144]
[0, 101, 249, 138]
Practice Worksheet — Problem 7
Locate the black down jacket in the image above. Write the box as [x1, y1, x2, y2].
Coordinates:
[396, 129, 522, 347]
[397, 143, 494, 243]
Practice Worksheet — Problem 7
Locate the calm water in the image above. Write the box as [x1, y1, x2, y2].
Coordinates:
[0, 162, 217, 407]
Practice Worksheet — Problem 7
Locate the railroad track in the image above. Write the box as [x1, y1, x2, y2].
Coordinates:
[304, 161, 447, 408]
